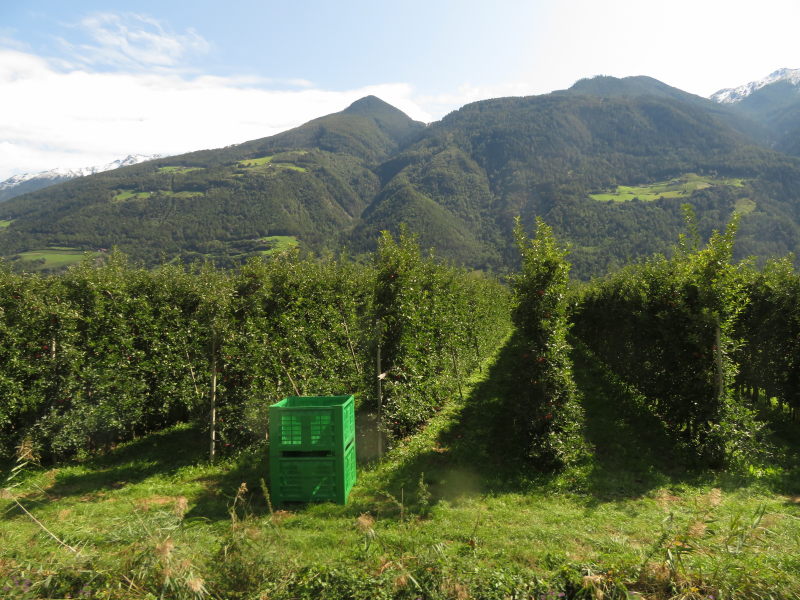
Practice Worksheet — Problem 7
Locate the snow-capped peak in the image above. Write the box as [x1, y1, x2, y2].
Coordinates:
[711, 68, 800, 104]
[0, 154, 161, 193]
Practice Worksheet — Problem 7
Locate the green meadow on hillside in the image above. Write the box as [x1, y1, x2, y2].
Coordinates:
[237, 152, 309, 172]
[589, 174, 746, 203]
[112, 190, 204, 202]
[10, 247, 93, 270]
[157, 166, 204, 174]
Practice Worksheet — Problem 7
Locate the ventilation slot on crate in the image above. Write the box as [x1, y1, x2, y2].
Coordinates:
[281, 449, 333, 458]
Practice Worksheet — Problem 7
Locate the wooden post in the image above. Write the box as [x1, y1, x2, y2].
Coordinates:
[209, 335, 217, 463]
[714, 321, 723, 404]
[376, 320, 383, 458]
[451, 349, 463, 401]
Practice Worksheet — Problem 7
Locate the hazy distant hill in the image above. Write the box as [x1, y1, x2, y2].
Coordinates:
[3, 80, 800, 278]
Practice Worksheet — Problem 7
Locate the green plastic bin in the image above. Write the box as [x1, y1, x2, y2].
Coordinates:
[269, 395, 356, 506]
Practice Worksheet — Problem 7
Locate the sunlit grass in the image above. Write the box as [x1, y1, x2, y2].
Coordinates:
[238, 153, 309, 173]
[13, 248, 91, 269]
[112, 190, 151, 202]
[590, 173, 746, 202]
[2, 338, 799, 598]
[259, 236, 299, 254]
[157, 166, 203, 174]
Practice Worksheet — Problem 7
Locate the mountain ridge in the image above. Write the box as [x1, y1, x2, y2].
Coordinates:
[3, 78, 800, 278]
[709, 68, 800, 156]
[711, 68, 800, 104]
[0, 154, 163, 203]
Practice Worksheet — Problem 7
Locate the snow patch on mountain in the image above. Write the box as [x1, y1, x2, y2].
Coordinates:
[0, 154, 162, 193]
[711, 68, 800, 104]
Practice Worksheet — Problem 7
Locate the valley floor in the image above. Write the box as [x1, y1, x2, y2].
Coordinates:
[2, 337, 799, 599]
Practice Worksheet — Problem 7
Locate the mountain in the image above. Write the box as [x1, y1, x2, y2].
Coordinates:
[3, 83, 800, 278]
[351, 80, 800, 274]
[710, 68, 800, 156]
[711, 68, 800, 104]
[566, 75, 771, 144]
[0, 97, 425, 267]
[0, 154, 162, 203]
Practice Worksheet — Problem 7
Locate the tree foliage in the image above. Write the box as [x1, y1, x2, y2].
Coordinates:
[511, 217, 585, 468]
[573, 211, 764, 466]
[373, 228, 512, 439]
[0, 242, 510, 462]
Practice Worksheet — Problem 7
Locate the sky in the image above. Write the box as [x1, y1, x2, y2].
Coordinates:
[1, 0, 799, 180]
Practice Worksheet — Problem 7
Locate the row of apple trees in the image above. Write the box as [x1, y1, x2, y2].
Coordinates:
[735, 256, 800, 419]
[511, 218, 586, 469]
[0, 239, 511, 462]
[374, 229, 512, 438]
[572, 212, 765, 467]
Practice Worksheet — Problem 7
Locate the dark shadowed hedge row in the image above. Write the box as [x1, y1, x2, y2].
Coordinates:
[735, 257, 800, 419]
[572, 213, 765, 467]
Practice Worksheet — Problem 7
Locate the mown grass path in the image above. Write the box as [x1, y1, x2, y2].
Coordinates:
[2, 334, 800, 599]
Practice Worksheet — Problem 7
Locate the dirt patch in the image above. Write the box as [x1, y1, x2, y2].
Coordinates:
[134, 495, 190, 517]
[655, 489, 681, 509]
[271, 509, 293, 525]
[706, 488, 723, 508]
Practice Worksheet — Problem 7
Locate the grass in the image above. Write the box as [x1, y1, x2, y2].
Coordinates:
[734, 197, 757, 215]
[168, 191, 203, 199]
[259, 235, 299, 254]
[2, 336, 799, 598]
[112, 190, 202, 203]
[238, 155, 275, 167]
[0, 219, 12, 229]
[157, 166, 203, 174]
[12, 248, 92, 270]
[112, 190, 151, 202]
[238, 153, 309, 173]
[590, 173, 746, 203]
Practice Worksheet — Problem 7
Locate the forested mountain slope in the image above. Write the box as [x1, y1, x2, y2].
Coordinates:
[0, 96, 425, 266]
[4, 79, 800, 277]
[352, 81, 800, 275]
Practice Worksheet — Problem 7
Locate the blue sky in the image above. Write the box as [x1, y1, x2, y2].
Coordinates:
[1, 0, 799, 179]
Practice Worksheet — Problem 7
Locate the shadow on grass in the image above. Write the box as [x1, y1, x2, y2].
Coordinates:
[184, 446, 272, 522]
[752, 402, 800, 497]
[573, 341, 800, 503]
[372, 333, 554, 508]
[370, 333, 790, 513]
[2, 424, 271, 523]
[571, 342, 689, 503]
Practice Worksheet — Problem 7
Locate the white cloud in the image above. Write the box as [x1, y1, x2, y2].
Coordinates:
[0, 48, 432, 180]
[59, 12, 210, 70]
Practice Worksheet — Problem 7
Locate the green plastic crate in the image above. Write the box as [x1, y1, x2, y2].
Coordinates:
[269, 395, 356, 506]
